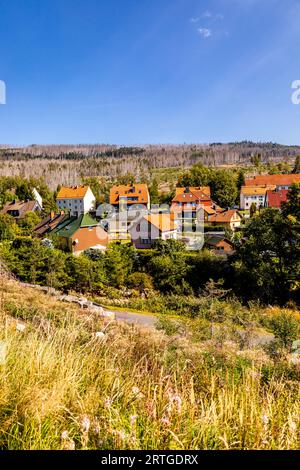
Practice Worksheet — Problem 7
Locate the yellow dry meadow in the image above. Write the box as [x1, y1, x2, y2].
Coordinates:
[0, 277, 299, 450]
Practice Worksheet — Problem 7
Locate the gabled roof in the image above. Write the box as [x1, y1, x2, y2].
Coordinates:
[203, 206, 217, 215]
[143, 214, 176, 232]
[33, 212, 66, 236]
[172, 193, 200, 203]
[57, 186, 91, 199]
[175, 186, 211, 198]
[110, 184, 149, 205]
[241, 185, 276, 196]
[266, 189, 289, 208]
[208, 209, 242, 223]
[205, 235, 234, 248]
[54, 214, 100, 238]
[1, 200, 38, 218]
[245, 174, 300, 187]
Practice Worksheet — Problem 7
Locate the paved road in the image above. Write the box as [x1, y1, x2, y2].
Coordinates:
[106, 309, 158, 328]
[21, 283, 274, 346]
[106, 308, 274, 346]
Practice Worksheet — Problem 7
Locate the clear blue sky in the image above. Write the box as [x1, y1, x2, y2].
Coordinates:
[1, 0, 300, 145]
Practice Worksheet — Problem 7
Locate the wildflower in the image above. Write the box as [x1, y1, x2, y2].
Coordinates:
[160, 417, 171, 426]
[289, 419, 297, 434]
[61, 430, 69, 440]
[95, 331, 105, 340]
[16, 323, 26, 333]
[132, 386, 144, 398]
[145, 400, 155, 417]
[81, 415, 91, 433]
[262, 414, 269, 426]
[93, 420, 101, 435]
[130, 415, 138, 424]
[61, 431, 75, 451]
[104, 397, 112, 409]
[113, 429, 126, 440]
[173, 395, 182, 414]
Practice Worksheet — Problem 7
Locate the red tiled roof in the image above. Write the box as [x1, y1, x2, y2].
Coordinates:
[245, 174, 300, 187]
[208, 209, 242, 223]
[266, 190, 289, 208]
[172, 193, 200, 203]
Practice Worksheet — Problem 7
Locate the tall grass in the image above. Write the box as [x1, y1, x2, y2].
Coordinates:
[0, 280, 299, 450]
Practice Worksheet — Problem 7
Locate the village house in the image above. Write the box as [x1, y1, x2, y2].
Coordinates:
[53, 213, 108, 255]
[171, 186, 220, 224]
[240, 185, 276, 210]
[245, 174, 300, 190]
[129, 213, 177, 249]
[205, 235, 235, 255]
[265, 189, 289, 209]
[56, 186, 96, 216]
[110, 184, 150, 212]
[202, 205, 223, 222]
[32, 188, 43, 210]
[102, 210, 142, 242]
[207, 209, 242, 231]
[33, 211, 66, 237]
[1, 199, 41, 221]
[175, 186, 211, 198]
[171, 187, 212, 212]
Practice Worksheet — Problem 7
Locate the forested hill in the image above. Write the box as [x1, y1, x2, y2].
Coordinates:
[0, 141, 298, 190]
[1, 141, 299, 163]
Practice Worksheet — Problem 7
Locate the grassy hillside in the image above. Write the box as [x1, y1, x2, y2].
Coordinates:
[0, 276, 299, 450]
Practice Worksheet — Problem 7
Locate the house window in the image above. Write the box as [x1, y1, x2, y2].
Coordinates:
[141, 238, 150, 244]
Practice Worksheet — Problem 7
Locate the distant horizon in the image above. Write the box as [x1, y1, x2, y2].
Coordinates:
[2, 140, 300, 149]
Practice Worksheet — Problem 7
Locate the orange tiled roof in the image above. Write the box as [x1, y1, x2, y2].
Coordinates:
[144, 214, 176, 232]
[175, 186, 211, 198]
[209, 209, 242, 223]
[245, 174, 300, 187]
[57, 186, 90, 199]
[110, 184, 149, 205]
[241, 185, 276, 196]
[172, 193, 200, 203]
[203, 206, 217, 215]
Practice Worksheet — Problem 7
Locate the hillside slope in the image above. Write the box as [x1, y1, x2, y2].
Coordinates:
[0, 276, 299, 450]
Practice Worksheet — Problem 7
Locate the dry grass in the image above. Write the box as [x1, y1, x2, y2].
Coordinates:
[0, 279, 299, 450]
